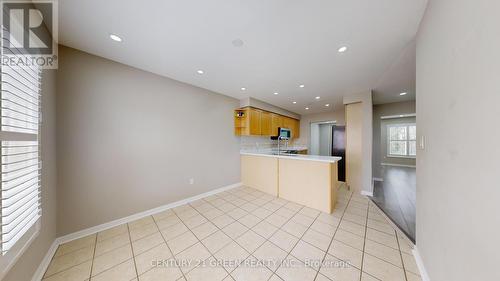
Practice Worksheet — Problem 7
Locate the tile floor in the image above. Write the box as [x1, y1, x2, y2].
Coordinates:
[42, 185, 421, 281]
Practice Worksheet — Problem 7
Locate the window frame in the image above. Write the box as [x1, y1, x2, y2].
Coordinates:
[386, 123, 417, 158]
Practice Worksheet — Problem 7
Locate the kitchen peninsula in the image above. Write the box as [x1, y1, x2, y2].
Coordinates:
[241, 152, 342, 213]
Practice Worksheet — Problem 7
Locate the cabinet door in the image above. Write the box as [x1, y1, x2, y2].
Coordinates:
[271, 114, 282, 136]
[283, 117, 294, 130]
[249, 108, 261, 135]
[260, 111, 272, 135]
[293, 119, 300, 138]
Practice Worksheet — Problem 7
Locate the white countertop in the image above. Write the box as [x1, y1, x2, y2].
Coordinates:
[240, 151, 342, 163]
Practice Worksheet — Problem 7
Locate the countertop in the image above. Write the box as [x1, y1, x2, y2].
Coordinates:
[240, 151, 342, 164]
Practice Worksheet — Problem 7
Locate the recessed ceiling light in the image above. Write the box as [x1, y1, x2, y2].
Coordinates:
[299, 84, 305, 88]
[109, 34, 122, 42]
[274, 92, 279, 95]
[338, 46, 348, 53]
[325, 104, 330, 107]
[400, 92, 407, 96]
[197, 70, 204, 74]
[305, 107, 309, 110]
[241, 87, 246, 91]
[292, 101, 297, 104]
[315, 96, 321, 100]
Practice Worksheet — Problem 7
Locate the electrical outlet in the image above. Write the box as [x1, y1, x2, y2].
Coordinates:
[189, 178, 195, 185]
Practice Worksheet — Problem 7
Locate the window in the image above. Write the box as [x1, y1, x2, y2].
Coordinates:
[0, 52, 42, 257]
[387, 124, 416, 157]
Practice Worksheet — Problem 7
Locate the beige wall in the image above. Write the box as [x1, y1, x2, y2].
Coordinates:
[3, 70, 58, 281]
[416, 0, 500, 280]
[372, 101, 416, 178]
[343, 91, 373, 194]
[56, 46, 241, 235]
[295, 110, 345, 147]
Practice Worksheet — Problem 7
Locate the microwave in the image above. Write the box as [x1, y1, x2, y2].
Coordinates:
[278, 127, 291, 140]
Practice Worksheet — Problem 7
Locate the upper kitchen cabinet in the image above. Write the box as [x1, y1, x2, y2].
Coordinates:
[234, 107, 300, 138]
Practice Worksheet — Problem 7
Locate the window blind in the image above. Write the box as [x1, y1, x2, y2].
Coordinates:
[0, 35, 42, 255]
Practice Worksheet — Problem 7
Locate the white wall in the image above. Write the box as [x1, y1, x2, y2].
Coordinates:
[416, 0, 500, 280]
[56, 46, 241, 235]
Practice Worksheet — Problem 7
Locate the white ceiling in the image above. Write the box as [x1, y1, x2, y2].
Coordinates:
[58, 0, 427, 115]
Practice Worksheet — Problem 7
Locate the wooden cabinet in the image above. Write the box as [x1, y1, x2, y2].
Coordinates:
[271, 113, 283, 136]
[260, 111, 272, 135]
[234, 107, 300, 138]
[249, 108, 261, 135]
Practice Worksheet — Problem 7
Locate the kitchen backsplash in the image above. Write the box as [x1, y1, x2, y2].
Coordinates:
[240, 136, 307, 152]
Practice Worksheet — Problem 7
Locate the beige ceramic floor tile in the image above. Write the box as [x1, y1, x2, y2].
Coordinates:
[156, 215, 182, 230]
[362, 254, 406, 281]
[45, 245, 94, 277]
[42, 260, 92, 281]
[298, 207, 321, 218]
[177, 209, 199, 221]
[309, 221, 337, 237]
[235, 230, 266, 253]
[251, 208, 273, 219]
[211, 214, 236, 229]
[281, 221, 308, 238]
[283, 202, 303, 212]
[406, 271, 423, 281]
[228, 208, 248, 220]
[230, 256, 273, 281]
[222, 221, 248, 239]
[364, 239, 402, 267]
[366, 228, 399, 250]
[252, 241, 288, 271]
[161, 222, 189, 241]
[238, 214, 261, 228]
[129, 223, 159, 241]
[91, 259, 137, 281]
[175, 242, 211, 274]
[191, 221, 219, 240]
[290, 240, 325, 270]
[55, 235, 96, 257]
[401, 252, 420, 275]
[339, 220, 366, 237]
[252, 221, 278, 239]
[265, 214, 289, 228]
[314, 272, 331, 281]
[184, 257, 228, 281]
[269, 230, 299, 253]
[319, 254, 360, 281]
[204, 208, 225, 220]
[275, 256, 318, 281]
[214, 241, 250, 272]
[290, 213, 315, 227]
[135, 243, 173, 275]
[132, 232, 164, 256]
[129, 216, 155, 230]
[183, 214, 208, 229]
[202, 230, 232, 254]
[97, 225, 128, 242]
[361, 272, 381, 281]
[218, 202, 238, 213]
[167, 231, 198, 255]
[92, 244, 133, 276]
[152, 209, 175, 221]
[316, 213, 341, 227]
[302, 229, 332, 252]
[367, 219, 395, 235]
[95, 232, 130, 257]
[138, 265, 183, 281]
[274, 207, 296, 219]
[328, 240, 363, 269]
[342, 213, 367, 226]
[333, 229, 364, 251]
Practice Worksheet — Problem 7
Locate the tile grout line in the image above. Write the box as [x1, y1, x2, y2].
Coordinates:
[126, 223, 140, 280]
[395, 230, 410, 281]
[313, 185, 355, 281]
[88, 234, 98, 280]
[358, 194, 371, 281]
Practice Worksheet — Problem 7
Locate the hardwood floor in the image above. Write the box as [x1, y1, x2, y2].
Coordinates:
[371, 165, 416, 243]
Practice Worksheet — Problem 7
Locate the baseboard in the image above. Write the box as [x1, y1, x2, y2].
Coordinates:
[361, 190, 373, 197]
[31, 182, 241, 280]
[31, 239, 59, 281]
[57, 182, 242, 245]
[381, 163, 416, 168]
[412, 246, 431, 281]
